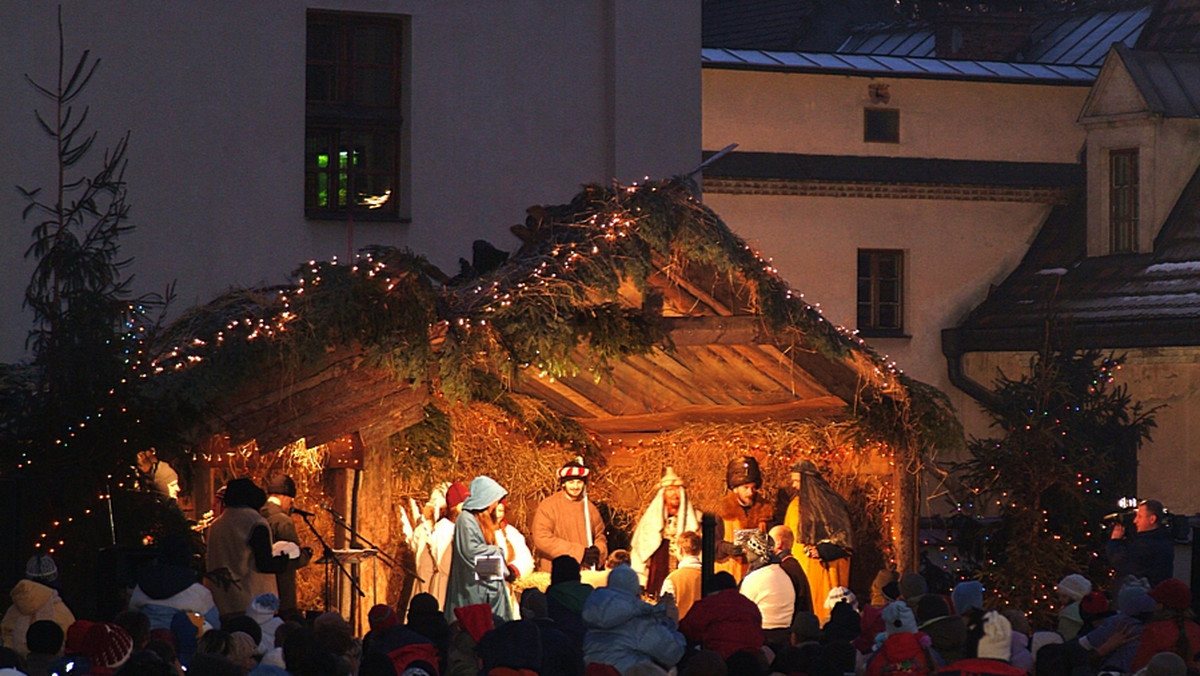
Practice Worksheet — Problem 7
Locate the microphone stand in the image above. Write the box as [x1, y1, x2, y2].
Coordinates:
[321, 504, 398, 569]
[296, 510, 364, 611]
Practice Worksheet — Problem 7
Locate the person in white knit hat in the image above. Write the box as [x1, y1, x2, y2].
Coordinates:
[1056, 573, 1093, 640]
[939, 610, 1025, 676]
[630, 466, 700, 598]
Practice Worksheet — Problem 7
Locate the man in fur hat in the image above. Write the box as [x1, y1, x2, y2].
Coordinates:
[716, 455, 774, 583]
[630, 467, 700, 597]
[260, 474, 312, 614]
[532, 460, 607, 572]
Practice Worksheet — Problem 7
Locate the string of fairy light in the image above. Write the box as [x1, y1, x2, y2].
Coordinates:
[14, 179, 943, 561]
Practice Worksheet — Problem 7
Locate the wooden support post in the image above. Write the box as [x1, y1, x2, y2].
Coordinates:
[702, 513, 717, 596]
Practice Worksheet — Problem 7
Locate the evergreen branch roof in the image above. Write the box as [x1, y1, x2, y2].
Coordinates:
[146, 178, 951, 453]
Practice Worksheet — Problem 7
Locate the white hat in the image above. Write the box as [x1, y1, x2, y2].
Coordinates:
[977, 610, 1012, 661]
[825, 586, 858, 610]
[1056, 574, 1091, 602]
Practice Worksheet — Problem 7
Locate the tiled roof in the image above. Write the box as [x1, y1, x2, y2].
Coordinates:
[702, 48, 1099, 84]
[950, 162, 1200, 352]
[837, 6, 1149, 67]
[1115, 44, 1200, 117]
[1022, 6, 1151, 66]
[702, 0, 817, 51]
[1136, 0, 1200, 50]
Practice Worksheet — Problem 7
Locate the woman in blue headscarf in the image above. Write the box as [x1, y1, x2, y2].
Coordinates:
[444, 475, 514, 621]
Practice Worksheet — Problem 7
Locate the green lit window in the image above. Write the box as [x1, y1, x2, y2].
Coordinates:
[305, 12, 405, 218]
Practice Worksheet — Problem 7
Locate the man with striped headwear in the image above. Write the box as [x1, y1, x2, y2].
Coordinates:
[531, 460, 608, 572]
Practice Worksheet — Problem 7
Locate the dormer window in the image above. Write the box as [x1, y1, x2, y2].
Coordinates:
[1109, 148, 1139, 253]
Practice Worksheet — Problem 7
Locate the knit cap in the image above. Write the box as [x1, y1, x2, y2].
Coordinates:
[952, 581, 984, 614]
[66, 620, 96, 654]
[1142, 652, 1188, 676]
[608, 564, 641, 596]
[1056, 574, 1091, 602]
[826, 586, 858, 611]
[445, 482, 469, 510]
[899, 573, 928, 600]
[1030, 631, 1063, 660]
[1148, 577, 1193, 610]
[1080, 591, 1109, 616]
[83, 622, 134, 671]
[248, 593, 281, 623]
[882, 601, 917, 635]
[368, 604, 400, 633]
[25, 553, 59, 584]
[977, 611, 1012, 661]
[1122, 592, 1157, 617]
[519, 588, 549, 620]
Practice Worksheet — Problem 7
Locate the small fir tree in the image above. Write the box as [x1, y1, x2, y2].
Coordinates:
[955, 348, 1157, 625]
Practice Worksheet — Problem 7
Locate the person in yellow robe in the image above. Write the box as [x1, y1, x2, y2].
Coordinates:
[783, 459, 853, 622]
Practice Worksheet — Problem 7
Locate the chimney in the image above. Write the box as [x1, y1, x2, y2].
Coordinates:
[933, 10, 1038, 60]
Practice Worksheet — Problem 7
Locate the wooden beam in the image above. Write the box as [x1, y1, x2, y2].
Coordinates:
[576, 396, 848, 434]
[662, 315, 770, 346]
[514, 374, 609, 418]
[727, 344, 833, 399]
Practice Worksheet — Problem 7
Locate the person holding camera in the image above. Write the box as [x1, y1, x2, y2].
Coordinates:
[1107, 499, 1174, 596]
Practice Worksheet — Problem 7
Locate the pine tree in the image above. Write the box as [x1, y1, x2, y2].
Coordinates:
[955, 348, 1157, 625]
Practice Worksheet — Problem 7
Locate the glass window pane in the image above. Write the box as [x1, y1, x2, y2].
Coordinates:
[878, 255, 898, 278]
[879, 305, 898, 328]
[879, 280, 898, 303]
[353, 67, 395, 107]
[354, 27, 395, 65]
[307, 23, 336, 61]
[857, 251, 871, 278]
[307, 65, 335, 102]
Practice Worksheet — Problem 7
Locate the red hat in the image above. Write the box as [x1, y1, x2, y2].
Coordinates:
[83, 622, 134, 672]
[1149, 578, 1193, 610]
[453, 603, 495, 643]
[1080, 591, 1109, 616]
[66, 620, 96, 654]
[368, 603, 399, 632]
[558, 461, 589, 482]
[446, 482, 469, 510]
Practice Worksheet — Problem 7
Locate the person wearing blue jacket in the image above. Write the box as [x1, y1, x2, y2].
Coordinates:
[581, 564, 685, 674]
[444, 475, 514, 622]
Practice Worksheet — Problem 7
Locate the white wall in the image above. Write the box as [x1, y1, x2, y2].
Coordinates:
[964, 347, 1200, 515]
[0, 1, 701, 363]
[703, 193, 1050, 404]
[702, 68, 1087, 422]
[704, 69, 1089, 162]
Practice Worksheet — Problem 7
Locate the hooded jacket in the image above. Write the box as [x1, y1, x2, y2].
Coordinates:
[581, 568, 685, 674]
[1, 579, 76, 656]
[445, 476, 513, 621]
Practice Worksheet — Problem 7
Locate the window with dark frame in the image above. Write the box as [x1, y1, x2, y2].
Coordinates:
[305, 12, 404, 219]
[857, 249, 904, 335]
[864, 108, 900, 143]
[1109, 148, 1139, 254]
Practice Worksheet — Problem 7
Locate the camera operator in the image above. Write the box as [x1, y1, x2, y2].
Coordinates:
[1107, 499, 1174, 597]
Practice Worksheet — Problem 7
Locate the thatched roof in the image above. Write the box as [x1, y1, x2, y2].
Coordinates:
[148, 178, 937, 455]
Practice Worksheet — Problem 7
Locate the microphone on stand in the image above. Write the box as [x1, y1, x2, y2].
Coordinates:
[290, 506, 316, 517]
